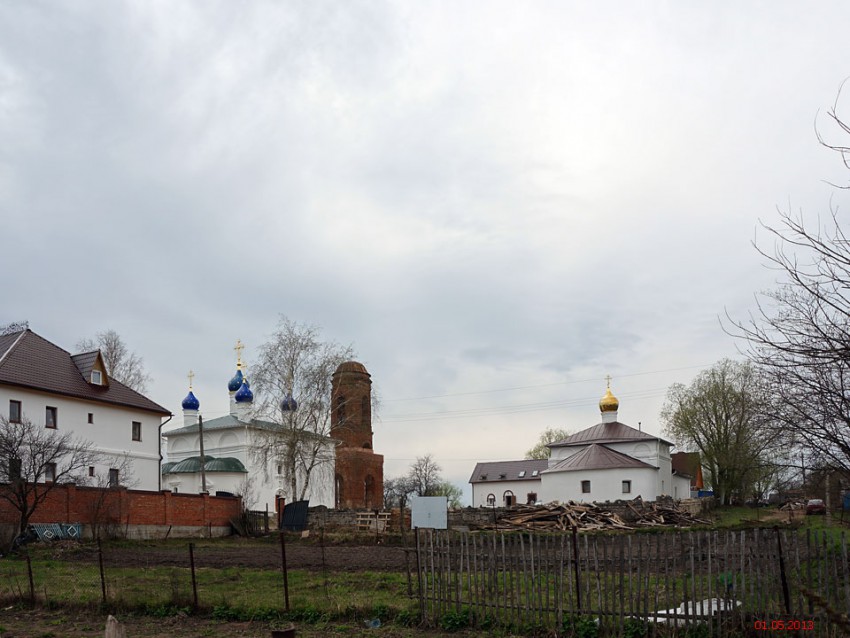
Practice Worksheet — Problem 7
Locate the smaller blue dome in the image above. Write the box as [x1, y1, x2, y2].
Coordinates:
[234, 379, 253, 403]
[281, 393, 298, 412]
[228, 369, 244, 392]
[181, 390, 200, 411]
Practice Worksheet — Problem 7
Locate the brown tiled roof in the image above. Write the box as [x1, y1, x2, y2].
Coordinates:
[71, 351, 101, 382]
[469, 459, 548, 484]
[548, 421, 672, 447]
[0, 330, 169, 415]
[543, 443, 657, 473]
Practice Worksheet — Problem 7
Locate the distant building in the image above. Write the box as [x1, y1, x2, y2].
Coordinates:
[469, 459, 548, 507]
[163, 352, 336, 511]
[0, 328, 170, 490]
[468, 383, 691, 505]
[671, 451, 704, 496]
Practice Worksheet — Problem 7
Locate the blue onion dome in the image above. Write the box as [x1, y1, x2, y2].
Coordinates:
[181, 390, 200, 411]
[234, 378, 253, 403]
[228, 368, 244, 392]
[281, 393, 298, 412]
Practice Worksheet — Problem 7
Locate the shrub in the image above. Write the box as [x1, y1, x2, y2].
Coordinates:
[440, 608, 470, 632]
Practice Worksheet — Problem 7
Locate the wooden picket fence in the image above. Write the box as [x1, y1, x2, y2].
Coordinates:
[414, 527, 850, 636]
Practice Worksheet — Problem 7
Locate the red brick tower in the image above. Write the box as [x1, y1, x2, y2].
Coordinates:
[331, 362, 384, 509]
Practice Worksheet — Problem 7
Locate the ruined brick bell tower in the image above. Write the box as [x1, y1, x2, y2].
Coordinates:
[331, 361, 384, 509]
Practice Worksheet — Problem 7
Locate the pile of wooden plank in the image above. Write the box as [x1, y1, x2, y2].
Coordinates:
[475, 499, 709, 532]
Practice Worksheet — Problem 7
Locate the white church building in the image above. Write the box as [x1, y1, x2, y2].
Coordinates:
[162, 355, 335, 512]
[470, 383, 691, 507]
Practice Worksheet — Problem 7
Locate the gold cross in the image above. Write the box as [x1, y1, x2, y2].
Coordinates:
[605, 374, 612, 388]
[188, 369, 194, 390]
[234, 339, 244, 368]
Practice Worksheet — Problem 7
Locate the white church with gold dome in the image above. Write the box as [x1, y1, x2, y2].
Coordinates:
[469, 383, 691, 506]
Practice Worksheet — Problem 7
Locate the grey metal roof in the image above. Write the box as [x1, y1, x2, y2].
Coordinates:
[164, 413, 277, 436]
[469, 459, 548, 484]
[543, 443, 657, 473]
[0, 330, 169, 415]
[548, 421, 672, 448]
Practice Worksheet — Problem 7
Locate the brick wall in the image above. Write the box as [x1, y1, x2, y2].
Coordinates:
[0, 484, 241, 531]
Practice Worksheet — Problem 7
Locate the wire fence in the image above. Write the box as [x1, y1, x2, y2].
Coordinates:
[0, 537, 293, 612]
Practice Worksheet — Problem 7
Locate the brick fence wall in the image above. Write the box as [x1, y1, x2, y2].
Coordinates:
[0, 483, 242, 539]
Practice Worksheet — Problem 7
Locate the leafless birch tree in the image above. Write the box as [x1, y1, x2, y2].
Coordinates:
[249, 316, 354, 503]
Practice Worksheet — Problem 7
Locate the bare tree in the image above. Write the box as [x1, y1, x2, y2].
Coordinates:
[525, 427, 572, 459]
[407, 453, 442, 497]
[727, 89, 850, 473]
[383, 476, 416, 509]
[0, 416, 99, 540]
[77, 330, 151, 394]
[661, 360, 784, 505]
[85, 453, 138, 540]
[249, 316, 354, 503]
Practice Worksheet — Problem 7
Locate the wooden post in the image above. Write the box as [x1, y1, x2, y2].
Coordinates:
[279, 531, 290, 611]
[571, 526, 581, 613]
[775, 527, 791, 614]
[188, 543, 198, 610]
[98, 538, 107, 604]
[415, 528, 424, 622]
[25, 552, 34, 604]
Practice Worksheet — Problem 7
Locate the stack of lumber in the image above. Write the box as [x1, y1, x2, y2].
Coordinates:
[476, 499, 709, 532]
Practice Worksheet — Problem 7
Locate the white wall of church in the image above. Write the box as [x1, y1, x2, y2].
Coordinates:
[548, 446, 582, 465]
[163, 425, 336, 512]
[540, 468, 658, 503]
[0, 386, 163, 490]
[471, 480, 542, 507]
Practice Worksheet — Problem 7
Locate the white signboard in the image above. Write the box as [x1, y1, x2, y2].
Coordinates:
[411, 495, 448, 529]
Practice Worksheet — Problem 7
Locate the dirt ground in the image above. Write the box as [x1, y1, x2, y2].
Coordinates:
[0, 608, 493, 638]
[50, 539, 412, 573]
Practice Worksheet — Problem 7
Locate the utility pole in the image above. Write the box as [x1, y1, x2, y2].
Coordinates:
[198, 414, 207, 493]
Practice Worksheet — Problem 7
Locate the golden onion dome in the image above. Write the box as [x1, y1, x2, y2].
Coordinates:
[599, 385, 619, 413]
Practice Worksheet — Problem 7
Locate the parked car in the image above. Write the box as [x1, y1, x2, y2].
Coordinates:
[806, 499, 826, 515]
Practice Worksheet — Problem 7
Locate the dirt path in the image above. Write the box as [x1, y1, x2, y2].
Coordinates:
[0, 608, 495, 638]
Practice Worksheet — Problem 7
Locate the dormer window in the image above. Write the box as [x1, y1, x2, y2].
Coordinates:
[499, 473, 506, 479]
[479, 474, 487, 480]
[91, 370, 103, 385]
[518, 471, 526, 478]
[532, 470, 539, 477]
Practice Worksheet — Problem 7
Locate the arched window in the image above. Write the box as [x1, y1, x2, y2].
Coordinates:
[486, 493, 496, 506]
[503, 490, 515, 507]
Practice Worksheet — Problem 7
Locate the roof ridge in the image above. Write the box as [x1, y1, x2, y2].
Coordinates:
[0, 330, 28, 369]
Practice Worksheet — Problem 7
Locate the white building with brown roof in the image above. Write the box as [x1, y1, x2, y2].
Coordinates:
[468, 384, 691, 506]
[0, 328, 171, 490]
[541, 384, 690, 502]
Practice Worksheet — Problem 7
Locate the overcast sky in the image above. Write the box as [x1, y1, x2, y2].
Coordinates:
[3, 2, 850, 504]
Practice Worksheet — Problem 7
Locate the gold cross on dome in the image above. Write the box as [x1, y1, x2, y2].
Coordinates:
[234, 339, 244, 367]
[605, 374, 612, 388]
[188, 369, 194, 390]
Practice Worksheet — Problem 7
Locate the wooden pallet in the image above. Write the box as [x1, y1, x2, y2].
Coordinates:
[355, 511, 391, 532]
